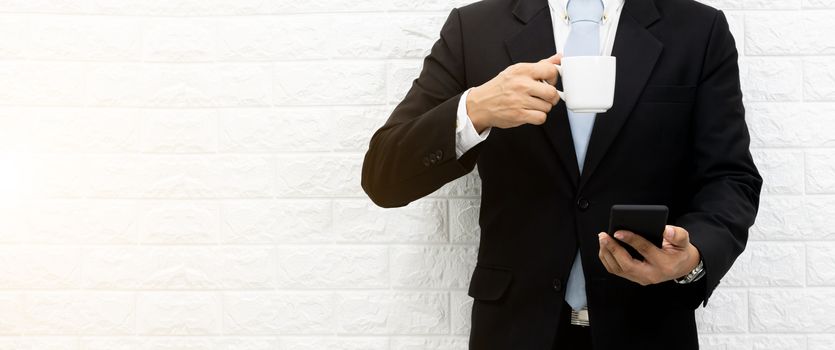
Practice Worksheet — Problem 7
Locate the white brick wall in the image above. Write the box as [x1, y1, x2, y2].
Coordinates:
[0, 0, 832, 348]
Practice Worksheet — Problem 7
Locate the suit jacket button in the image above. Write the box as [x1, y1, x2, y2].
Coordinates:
[437, 149, 444, 158]
[553, 279, 562, 292]
[577, 198, 590, 211]
[423, 157, 431, 166]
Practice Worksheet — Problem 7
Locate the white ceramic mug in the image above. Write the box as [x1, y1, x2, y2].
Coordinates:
[552, 56, 616, 113]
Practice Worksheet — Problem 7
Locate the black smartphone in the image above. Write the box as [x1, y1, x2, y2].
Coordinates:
[607, 204, 669, 260]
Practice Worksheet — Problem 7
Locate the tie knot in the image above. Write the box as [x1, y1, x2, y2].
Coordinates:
[567, 0, 604, 24]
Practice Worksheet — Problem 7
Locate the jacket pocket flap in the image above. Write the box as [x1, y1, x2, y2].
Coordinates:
[640, 85, 697, 103]
[467, 265, 513, 301]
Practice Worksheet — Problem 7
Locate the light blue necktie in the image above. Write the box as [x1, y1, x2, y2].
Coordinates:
[563, 0, 604, 311]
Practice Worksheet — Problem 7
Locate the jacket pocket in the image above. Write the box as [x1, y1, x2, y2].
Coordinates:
[639, 85, 697, 103]
[467, 264, 513, 301]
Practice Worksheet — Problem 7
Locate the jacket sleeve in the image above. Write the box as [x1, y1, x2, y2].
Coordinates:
[361, 8, 483, 208]
[674, 10, 763, 308]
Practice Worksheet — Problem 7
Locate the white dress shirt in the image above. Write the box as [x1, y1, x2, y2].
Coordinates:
[454, 0, 625, 159]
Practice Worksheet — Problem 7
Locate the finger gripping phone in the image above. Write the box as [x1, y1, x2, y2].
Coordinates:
[607, 204, 669, 260]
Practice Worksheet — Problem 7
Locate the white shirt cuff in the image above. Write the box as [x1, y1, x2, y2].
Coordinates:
[455, 88, 491, 159]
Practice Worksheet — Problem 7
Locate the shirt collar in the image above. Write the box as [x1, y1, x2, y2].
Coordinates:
[550, 0, 625, 24]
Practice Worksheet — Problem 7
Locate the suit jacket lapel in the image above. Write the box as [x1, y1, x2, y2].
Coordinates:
[577, 0, 663, 192]
[506, 0, 581, 188]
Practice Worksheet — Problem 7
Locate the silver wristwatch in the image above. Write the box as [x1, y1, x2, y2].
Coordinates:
[674, 259, 705, 284]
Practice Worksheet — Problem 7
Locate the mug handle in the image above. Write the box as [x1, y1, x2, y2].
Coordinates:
[540, 64, 566, 101]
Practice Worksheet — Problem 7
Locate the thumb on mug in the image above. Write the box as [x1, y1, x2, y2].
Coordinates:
[543, 52, 563, 64]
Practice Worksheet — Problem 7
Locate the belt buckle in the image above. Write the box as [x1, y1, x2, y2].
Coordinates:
[570, 306, 590, 327]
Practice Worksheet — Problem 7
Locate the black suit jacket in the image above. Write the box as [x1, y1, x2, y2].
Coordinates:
[361, 0, 762, 349]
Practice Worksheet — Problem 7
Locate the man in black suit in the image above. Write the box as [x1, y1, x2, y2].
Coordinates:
[361, 0, 762, 348]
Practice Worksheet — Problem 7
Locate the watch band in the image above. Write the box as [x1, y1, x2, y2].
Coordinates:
[674, 259, 705, 284]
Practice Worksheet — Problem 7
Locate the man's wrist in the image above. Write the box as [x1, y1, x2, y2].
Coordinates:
[455, 89, 491, 159]
[674, 258, 705, 284]
[685, 244, 701, 273]
[675, 245, 705, 284]
[466, 86, 490, 133]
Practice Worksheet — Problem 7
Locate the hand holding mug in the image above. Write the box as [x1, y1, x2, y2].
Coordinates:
[465, 54, 563, 133]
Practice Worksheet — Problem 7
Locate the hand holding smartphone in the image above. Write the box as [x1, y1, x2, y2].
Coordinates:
[607, 205, 669, 260]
